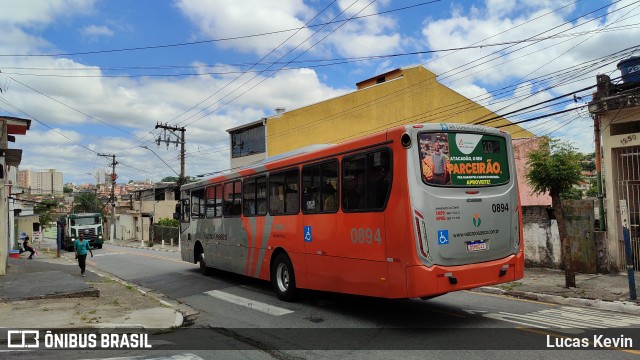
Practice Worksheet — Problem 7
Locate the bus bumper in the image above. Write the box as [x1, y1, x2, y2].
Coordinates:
[405, 252, 524, 298]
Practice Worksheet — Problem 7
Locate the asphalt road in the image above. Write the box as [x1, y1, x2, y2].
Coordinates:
[10, 243, 640, 360]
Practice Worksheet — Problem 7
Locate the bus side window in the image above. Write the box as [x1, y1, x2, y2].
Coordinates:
[269, 169, 299, 215]
[191, 189, 205, 218]
[284, 169, 299, 214]
[302, 160, 338, 214]
[243, 176, 267, 217]
[223, 180, 242, 217]
[343, 148, 391, 212]
[206, 186, 216, 218]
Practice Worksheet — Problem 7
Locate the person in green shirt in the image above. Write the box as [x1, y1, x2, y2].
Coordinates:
[74, 233, 93, 277]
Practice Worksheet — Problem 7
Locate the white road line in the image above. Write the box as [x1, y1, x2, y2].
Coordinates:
[484, 306, 640, 334]
[204, 290, 293, 316]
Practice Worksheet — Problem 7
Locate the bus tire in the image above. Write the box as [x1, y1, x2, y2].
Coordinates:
[271, 253, 299, 302]
[199, 253, 211, 275]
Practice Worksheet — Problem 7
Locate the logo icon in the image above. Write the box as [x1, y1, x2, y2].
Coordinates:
[437, 230, 449, 245]
[7, 330, 40, 348]
[440, 123, 449, 131]
[473, 213, 481, 227]
[304, 226, 312, 242]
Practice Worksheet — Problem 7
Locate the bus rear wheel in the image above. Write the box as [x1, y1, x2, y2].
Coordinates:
[271, 253, 299, 302]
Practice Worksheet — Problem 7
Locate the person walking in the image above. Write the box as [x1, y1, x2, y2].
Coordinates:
[74, 233, 93, 277]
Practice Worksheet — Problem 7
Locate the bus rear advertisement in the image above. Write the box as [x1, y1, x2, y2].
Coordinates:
[178, 123, 524, 301]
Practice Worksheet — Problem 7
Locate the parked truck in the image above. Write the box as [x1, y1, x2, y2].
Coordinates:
[58, 213, 104, 251]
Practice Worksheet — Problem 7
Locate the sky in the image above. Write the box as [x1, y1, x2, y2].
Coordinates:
[1, 0, 639, 185]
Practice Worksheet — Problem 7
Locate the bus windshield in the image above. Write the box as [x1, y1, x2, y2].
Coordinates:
[71, 217, 101, 226]
[418, 132, 510, 187]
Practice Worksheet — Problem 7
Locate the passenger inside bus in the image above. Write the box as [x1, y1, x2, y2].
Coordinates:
[323, 183, 338, 212]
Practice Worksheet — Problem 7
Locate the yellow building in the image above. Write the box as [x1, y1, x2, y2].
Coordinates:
[228, 65, 533, 168]
[267, 65, 532, 154]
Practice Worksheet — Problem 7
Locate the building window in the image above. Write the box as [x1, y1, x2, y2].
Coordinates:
[610, 120, 640, 136]
[231, 125, 266, 158]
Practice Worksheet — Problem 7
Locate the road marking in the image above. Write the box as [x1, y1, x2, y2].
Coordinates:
[204, 290, 293, 316]
[91, 252, 124, 257]
[484, 306, 640, 334]
[464, 290, 559, 306]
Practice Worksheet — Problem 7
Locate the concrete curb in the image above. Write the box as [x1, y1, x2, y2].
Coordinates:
[48, 254, 193, 329]
[475, 286, 640, 315]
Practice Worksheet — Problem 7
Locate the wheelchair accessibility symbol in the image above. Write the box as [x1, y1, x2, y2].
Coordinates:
[437, 230, 449, 245]
[304, 226, 312, 242]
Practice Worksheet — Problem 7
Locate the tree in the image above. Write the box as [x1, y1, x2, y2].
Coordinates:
[157, 218, 179, 227]
[63, 186, 73, 194]
[161, 176, 179, 183]
[73, 191, 104, 214]
[526, 137, 583, 288]
[561, 187, 583, 200]
[34, 199, 59, 230]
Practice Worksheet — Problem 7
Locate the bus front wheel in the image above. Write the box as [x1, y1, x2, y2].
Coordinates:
[271, 253, 299, 302]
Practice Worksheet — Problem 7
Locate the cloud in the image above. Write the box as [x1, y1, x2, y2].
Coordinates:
[175, 0, 315, 55]
[81, 25, 114, 41]
[0, 0, 96, 27]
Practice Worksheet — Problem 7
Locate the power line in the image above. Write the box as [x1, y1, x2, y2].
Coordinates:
[0, 1, 441, 58]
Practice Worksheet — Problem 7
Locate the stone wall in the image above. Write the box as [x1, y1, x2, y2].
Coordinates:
[523, 205, 561, 268]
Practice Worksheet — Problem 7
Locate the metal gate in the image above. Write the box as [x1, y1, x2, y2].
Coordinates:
[614, 146, 640, 270]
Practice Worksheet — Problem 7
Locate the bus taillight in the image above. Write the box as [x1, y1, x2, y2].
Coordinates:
[414, 210, 431, 260]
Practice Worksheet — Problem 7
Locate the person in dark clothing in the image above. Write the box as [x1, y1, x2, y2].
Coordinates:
[20, 236, 36, 259]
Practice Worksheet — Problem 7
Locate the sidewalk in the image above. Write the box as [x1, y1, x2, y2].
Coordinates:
[0, 245, 193, 330]
[475, 267, 640, 314]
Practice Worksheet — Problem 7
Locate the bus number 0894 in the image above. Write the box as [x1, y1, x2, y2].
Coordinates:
[351, 228, 382, 245]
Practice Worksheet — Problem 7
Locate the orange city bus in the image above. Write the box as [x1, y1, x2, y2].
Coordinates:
[178, 123, 524, 301]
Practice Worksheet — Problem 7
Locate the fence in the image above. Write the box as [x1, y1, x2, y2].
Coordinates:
[151, 225, 179, 246]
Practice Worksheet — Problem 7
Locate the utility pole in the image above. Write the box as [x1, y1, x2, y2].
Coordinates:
[98, 153, 117, 241]
[154, 123, 186, 186]
[593, 114, 606, 231]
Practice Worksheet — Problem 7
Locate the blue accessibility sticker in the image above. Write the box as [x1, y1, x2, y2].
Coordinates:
[437, 230, 449, 245]
[304, 226, 312, 242]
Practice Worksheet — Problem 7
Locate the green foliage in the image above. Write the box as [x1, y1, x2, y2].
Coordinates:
[34, 199, 59, 230]
[525, 137, 584, 198]
[157, 218, 179, 227]
[561, 187, 583, 200]
[161, 176, 179, 183]
[580, 152, 596, 172]
[73, 191, 104, 214]
[63, 186, 73, 194]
